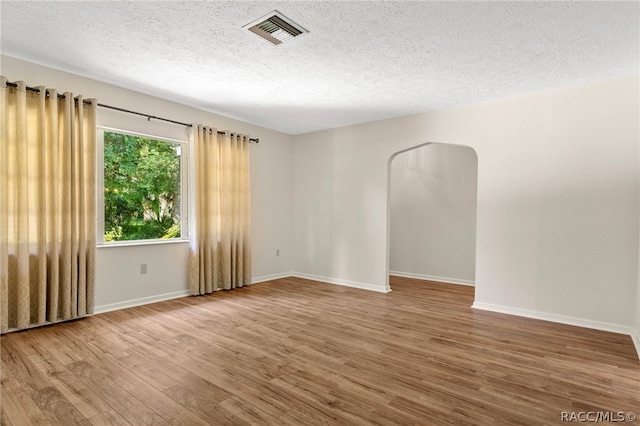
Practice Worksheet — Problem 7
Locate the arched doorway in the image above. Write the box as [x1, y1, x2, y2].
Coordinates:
[386, 142, 478, 290]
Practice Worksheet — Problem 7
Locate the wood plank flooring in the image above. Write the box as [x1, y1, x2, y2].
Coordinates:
[1, 276, 638, 425]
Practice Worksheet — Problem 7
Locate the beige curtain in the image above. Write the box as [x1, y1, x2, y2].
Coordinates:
[0, 77, 96, 333]
[188, 126, 251, 295]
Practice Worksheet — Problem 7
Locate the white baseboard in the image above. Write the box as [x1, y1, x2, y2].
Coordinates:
[390, 271, 475, 287]
[472, 301, 636, 336]
[291, 272, 390, 293]
[251, 272, 294, 284]
[93, 289, 192, 315]
[93, 273, 292, 315]
[89, 273, 385, 318]
[631, 331, 640, 361]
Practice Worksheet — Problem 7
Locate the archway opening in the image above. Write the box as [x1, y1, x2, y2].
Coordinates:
[386, 143, 478, 292]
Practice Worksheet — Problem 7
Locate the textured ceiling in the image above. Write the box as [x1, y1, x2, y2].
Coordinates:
[1, 1, 638, 135]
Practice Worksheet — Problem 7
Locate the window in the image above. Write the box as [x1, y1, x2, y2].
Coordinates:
[97, 128, 187, 244]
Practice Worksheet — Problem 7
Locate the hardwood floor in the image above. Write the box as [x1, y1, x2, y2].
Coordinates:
[1, 276, 638, 425]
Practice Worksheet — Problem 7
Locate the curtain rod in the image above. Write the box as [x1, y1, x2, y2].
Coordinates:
[5, 81, 259, 143]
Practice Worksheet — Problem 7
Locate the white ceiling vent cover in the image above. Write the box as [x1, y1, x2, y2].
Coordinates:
[243, 11, 308, 45]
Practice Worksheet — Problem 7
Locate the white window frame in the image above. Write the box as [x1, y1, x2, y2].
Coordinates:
[97, 127, 188, 246]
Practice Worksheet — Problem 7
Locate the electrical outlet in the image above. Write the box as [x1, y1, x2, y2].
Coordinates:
[140, 264, 147, 274]
[276, 249, 280, 257]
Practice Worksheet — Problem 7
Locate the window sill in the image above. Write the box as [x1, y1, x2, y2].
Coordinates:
[97, 239, 190, 249]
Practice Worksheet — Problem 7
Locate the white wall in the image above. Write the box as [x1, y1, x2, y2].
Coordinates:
[1, 55, 294, 312]
[389, 143, 477, 285]
[292, 75, 640, 330]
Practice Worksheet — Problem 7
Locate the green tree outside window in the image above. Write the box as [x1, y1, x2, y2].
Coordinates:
[103, 131, 181, 242]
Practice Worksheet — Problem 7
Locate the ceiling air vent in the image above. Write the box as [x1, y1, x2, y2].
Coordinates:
[244, 11, 308, 45]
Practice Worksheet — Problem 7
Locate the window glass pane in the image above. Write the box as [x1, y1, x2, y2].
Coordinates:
[103, 131, 182, 242]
